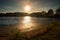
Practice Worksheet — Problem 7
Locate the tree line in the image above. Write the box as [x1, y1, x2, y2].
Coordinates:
[30, 7, 60, 18]
[0, 7, 60, 18]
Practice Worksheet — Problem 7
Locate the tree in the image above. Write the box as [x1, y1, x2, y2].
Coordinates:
[54, 7, 60, 17]
[56, 7, 60, 15]
[48, 9, 54, 16]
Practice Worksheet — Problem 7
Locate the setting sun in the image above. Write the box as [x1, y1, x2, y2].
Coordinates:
[24, 5, 31, 13]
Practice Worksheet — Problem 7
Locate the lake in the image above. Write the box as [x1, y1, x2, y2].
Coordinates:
[0, 16, 60, 40]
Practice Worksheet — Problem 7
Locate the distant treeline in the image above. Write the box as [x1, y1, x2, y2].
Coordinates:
[0, 7, 60, 18]
[29, 7, 60, 18]
[0, 12, 28, 17]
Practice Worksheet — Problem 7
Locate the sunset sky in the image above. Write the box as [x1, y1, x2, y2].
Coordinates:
[0, 0, 60, 13]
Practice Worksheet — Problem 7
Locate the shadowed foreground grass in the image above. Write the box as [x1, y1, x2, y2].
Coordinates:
[0, 21, 60, 40]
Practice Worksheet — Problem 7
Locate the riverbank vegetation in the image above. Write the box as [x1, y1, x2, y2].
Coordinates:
[0, 7, 60, 18]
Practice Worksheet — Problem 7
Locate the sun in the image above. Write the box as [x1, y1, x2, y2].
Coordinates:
[24, 5, 31, 13]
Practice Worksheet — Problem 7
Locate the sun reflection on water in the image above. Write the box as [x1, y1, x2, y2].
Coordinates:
[23, 16, 31, 23]
[22, 16, 32, 29]
[18, 16, 35, 32]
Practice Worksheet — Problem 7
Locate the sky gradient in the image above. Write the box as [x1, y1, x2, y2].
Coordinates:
[0, 0, 60, 13]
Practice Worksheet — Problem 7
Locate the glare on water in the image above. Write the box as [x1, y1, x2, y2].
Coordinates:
[22, 16, 31, 29]
[18, 16, 36, 32]
[23, 16, 31, 23]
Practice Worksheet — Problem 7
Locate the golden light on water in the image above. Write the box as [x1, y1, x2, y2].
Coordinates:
[18, 16, 33, 32]
[22, 16, 31, 30]
[23, 16, 31, 23]
[17, 16, 38, 32]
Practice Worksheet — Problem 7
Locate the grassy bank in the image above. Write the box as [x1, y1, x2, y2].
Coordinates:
[0, 21, 60, 40]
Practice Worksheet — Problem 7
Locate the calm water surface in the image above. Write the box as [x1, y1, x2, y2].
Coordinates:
[0, 16, 59, 33]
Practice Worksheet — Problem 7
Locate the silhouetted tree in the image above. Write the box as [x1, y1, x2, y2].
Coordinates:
[54, 7, 60, 17]
[56, 7, 60, 15]
[47, 9, 54, 16]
